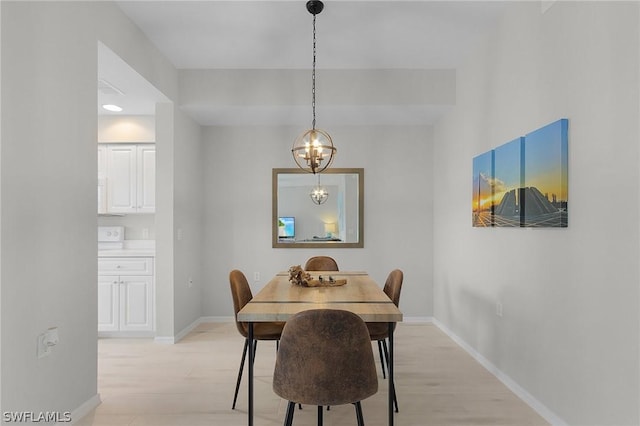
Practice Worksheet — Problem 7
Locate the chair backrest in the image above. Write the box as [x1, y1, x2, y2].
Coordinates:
[304, 256, 339, 271]
[273, 309, 378, 406]
[229, 269, 253, 337]
[382, 269, 403, 307]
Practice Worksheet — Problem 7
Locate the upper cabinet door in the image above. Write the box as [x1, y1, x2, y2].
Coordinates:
[106, 145, 137, 213]
[136, 146, 156, 214]
[98, 145, 107, 214]
[104, 144, 155, 214]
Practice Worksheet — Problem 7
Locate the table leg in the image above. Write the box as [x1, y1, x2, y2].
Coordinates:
[248, 322, 254, 426]
[388, 322, 394, 426]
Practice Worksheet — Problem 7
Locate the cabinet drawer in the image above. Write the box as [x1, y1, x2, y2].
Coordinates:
[98, 257, 153, 275]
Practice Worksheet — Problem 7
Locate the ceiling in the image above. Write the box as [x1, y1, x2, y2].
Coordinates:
[98, 1, 507, 125]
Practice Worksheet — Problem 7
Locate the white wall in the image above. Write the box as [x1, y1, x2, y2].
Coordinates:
[155, 103, 175, 339]
[1, 1, 100, 415]
[433, 2, 639, 424]
[98, 115, 155, 143]
[153, 103, 205, 340]
[202, 125, 433, 320]
[0, 0, 4, 415]
[172, 108, 204, 335]
[1, 0, 190, 416]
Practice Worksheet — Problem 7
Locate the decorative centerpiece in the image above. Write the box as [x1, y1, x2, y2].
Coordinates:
[288, 265, 347, 287]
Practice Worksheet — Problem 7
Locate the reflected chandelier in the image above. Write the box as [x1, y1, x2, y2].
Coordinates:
[310, 174, 329, 205]
[291, 0, 336, 174]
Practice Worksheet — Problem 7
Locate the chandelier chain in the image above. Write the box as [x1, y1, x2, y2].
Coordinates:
[312, 13, 317, 130]
[291, 1, 335, 175]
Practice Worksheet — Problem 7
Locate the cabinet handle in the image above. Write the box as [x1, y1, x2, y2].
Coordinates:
[116, 265, 121, 268]
[112, 281, 118, 284]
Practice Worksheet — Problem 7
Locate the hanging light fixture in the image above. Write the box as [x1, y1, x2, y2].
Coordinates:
[310, 174, 329, 205]
[292, 0, 336, 174]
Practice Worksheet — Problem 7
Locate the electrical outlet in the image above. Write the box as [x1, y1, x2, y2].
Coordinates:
[37, 327, 59, 358]
[496, 302, 503, 317]
[254, 272, 260, 281]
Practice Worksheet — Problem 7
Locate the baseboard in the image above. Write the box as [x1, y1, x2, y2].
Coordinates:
[402, 316, 433, 323]
[153, 336, 176, 344]
[98, 331, 154, 338]
[154, 321, 197, 344]
[432, 318, 567, 426]
[155, 316, 234, 344]
[66, 393, 101, 425]
[199, 316, 233, 323]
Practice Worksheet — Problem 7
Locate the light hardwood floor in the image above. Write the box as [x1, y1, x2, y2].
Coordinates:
[77, 322, 548, 426]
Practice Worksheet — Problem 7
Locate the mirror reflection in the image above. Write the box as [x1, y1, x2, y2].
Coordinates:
[272, 168, 364, 248]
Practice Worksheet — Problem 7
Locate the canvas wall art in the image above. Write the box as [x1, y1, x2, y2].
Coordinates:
[472, 119, 568, 228]
[472, 150, 494, 227]
[493, 137, 524, 227]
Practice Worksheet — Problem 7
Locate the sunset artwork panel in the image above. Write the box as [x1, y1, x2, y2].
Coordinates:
[472, 150, 494, 227]
[523, 119, 568, 227]
[472, 119, 568, 228]
[493, 137, 525, 227]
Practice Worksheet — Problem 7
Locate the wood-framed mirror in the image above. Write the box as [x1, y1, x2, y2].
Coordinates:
[272, 168, 364, 248]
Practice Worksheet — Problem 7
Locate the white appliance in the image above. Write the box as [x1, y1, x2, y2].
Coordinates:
[98, 226, 124, 250]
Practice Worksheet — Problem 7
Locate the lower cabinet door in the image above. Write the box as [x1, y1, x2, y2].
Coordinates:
[98, 276, 119, 331]
[119, 275, 153, 331]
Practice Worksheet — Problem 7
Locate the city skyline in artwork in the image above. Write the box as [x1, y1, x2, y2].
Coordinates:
[472, 119, 568, 228]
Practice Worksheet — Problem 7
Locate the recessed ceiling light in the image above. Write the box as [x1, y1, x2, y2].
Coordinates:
[102, 104, 123, 112]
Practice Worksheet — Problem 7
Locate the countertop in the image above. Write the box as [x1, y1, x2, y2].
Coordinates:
[98, 240, 155, 258]
[98, 249, 155, 258]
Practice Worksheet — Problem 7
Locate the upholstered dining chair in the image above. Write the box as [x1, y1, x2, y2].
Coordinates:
[229, 269, 284, 410]
[273, 309, 378, 426]
[366, 269, 403, 413]
[303, 256, 339, 271]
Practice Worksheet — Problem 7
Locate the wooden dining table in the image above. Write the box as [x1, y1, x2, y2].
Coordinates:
[237, 271, 403, 426]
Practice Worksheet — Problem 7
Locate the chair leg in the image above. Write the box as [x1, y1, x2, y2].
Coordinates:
[354, 401, 365, 426]
[317, 405, 323, 426]
[381, 339, 399, 413]
[284, 401, 296, 426]
[232, 339, 249, 409]
[377, 340, 387, 379]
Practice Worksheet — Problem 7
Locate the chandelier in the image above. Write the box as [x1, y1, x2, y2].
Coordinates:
[292, 0, 336, 174]
[310, 174, 329, 205]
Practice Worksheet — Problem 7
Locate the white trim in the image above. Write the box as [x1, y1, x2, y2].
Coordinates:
[199, 316, 233, 323]
[98, 331, 155, 338]
[402, 316, 433, 324]
[154, 316, 234, 344]
[432, 318, 567, 426]
[66, 394, 101, 425]
[174, 316, 208, 342]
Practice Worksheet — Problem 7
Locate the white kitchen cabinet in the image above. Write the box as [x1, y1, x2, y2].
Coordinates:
[98, 257, 154, 335]
[104, 144, 155, 214]
[98, 275, 118, 331]
[97, 145, 107, 214]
